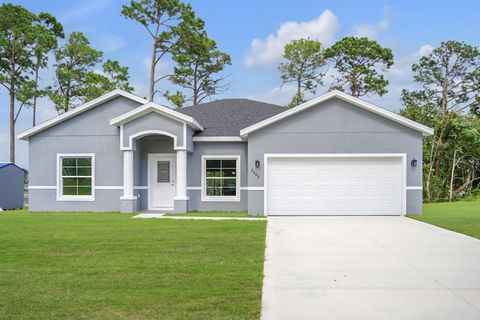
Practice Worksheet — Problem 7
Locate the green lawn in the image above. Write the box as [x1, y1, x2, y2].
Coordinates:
[0, 209, 266, 319]
[409, 201, 480, 239]
[165, 211, 266, 218]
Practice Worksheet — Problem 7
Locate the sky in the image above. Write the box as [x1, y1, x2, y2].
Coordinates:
[1, 0, 479, 169]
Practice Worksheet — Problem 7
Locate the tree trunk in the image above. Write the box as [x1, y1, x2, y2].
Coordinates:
[9, 86, 15, 163]
[33, 60, 40, 126]
[192, 63, 199, 105]
[149, 38, 157, 101]
[449, 149, 457, 201]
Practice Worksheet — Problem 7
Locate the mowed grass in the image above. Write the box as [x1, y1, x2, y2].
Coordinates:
[409, 201, 480, 239]
[0, 210, 267, 319]
[165, 211, 266, 218]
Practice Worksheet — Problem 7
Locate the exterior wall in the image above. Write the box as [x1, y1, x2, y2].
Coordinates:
[247, 97, 424, 215]
[0, 165, 25, 209]
[187, 142, 248, 212]
[28, 96, 142, 212]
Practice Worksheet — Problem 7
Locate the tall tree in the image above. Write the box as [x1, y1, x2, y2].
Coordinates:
[29, 13, 64, 126]
[0, 4, 38, 162]
[165, 32, 231, 107]
[401, 40, 480, 201]
[407, 41, 480, 115]
[278, 38, 326, 108]
[83, 59, 133, 101]
[49, 32, 102, 113]
[324, 36, 394, 97]
[121, 0, 204, 101]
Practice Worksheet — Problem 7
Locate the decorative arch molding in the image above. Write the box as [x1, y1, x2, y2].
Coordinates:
[121, 129, 184, 151]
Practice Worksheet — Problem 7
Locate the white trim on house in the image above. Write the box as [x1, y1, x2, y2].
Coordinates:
[110, 102, 204, 130]
[95, 186, 123, 190]
[192, 136, 243, 142]
[187, 186, 262, 191]
[134, 186, 148, 190]
[263, 153, 407, 216]
[240, 90, 434, 137]
[241, 186, 265, 191]
[201, 155, 241, 202]
[56, 153, 96, 202]
[29, 186, 125, 190]
[123, 130, 181, 151]
[18, 90, 148, 140]
[28, 186, 57, 190]
[406, 186, 423, 190]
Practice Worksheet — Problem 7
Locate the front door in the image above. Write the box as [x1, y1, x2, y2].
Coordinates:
[148, 154, 176, 210]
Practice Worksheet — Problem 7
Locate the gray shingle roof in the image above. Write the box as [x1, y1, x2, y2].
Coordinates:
[177, 99, 286, 136]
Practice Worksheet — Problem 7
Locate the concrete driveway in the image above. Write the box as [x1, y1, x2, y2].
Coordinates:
[261, 216, 480, 320]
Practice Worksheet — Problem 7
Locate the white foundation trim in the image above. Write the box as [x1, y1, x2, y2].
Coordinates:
[241, 187, 265, 191]
[28, 186, 56, 190]
[406, 186, 423, 190]
[95, 186, 124, 190]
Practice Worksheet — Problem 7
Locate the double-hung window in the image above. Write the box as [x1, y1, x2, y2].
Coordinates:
[202, 155, 240, 201]
[57, 154, 95, 201]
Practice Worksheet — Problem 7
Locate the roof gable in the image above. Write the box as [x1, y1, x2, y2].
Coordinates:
[240, 90, 434, 137]
[18, 90, 148, 140]
[109, 102, 203, 131]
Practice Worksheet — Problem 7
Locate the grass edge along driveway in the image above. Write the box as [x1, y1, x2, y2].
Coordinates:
[0, 210, 267, 320]
[409, 201, 480, 239]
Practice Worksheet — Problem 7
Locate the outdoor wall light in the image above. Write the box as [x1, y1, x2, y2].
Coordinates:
[411, 158, 417, 167]
[255, 160, 261, 169]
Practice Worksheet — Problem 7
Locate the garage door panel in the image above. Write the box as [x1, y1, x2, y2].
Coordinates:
[266, 156, 403, 216]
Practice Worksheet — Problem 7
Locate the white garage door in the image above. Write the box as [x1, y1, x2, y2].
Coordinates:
[266, 156, 404, 216]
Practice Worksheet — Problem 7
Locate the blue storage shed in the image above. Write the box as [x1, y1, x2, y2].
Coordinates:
[0, 162, 25, 210]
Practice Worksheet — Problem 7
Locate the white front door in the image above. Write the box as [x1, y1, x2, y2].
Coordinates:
[148, 154, 176, 210]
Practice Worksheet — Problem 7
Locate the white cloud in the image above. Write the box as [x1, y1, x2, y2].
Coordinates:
[353, 19, 389, 38]
[245, 10, 340, 68]
[352, 7, 390, 38]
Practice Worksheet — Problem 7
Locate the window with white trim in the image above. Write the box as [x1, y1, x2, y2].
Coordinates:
[202, 156, 240, 201]
[58, 154, 94, 200]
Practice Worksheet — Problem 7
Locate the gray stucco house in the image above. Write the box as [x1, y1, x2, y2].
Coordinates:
[0, 162, 25, 210]
[18, 89, 433, 215]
